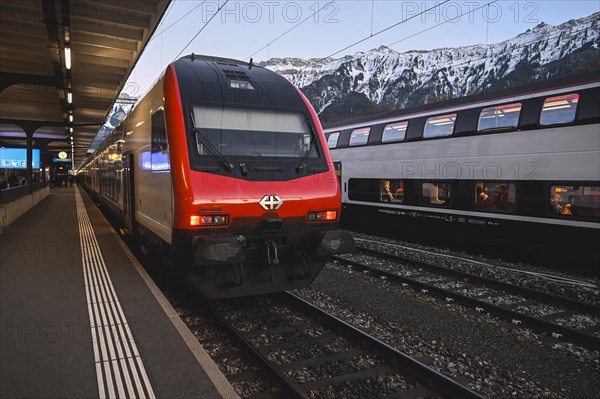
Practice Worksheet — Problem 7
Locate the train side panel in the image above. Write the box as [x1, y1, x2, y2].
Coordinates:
[125, 79, 174, 244]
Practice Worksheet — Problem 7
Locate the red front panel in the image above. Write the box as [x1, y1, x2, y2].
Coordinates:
[164, 64, 341, 231]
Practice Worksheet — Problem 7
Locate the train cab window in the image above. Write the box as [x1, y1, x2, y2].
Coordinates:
[540, 94, 579, 125]
[349, 127, 371, 147]
[380, 180, 404, 203]
[478, 103, 522, 132]
[191, 107, 319, 160]
[474, 182, 516, 213]
[423, 114, 457, 138]
[549, 185, 600, 219]
[382, 121, 408, 143]
[421, 182, 451, 206]
[327, 132, 340, 149]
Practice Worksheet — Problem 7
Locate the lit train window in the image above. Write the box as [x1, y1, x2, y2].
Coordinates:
[349, 127, 371, 147]
[540, 93, 579, 125]
[382, 121, 408, 143]
[549, 185, 600, 219]
[478, 103, 522, 132]
[421, 182, 451, 206]
[327, 132, 340, 149]
[380, 180, 404, 203]
[474, 182, 516, 213]
[423, 114, 457, 138]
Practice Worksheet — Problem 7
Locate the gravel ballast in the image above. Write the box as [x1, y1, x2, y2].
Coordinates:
[294, 262, 600, 398]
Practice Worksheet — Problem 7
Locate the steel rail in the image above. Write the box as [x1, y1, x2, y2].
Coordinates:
[356, 245, 600, 315]
[283, 292, 486, 399]
[333, 254, 600, 348]
[207, 293, 485, 399]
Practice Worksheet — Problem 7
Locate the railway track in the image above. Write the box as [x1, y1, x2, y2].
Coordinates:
[205, 292, 484, 399]
[332, 244, 600, 348]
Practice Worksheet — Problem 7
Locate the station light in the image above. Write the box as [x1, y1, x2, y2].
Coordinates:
[67, 92, 72, 104]
[65, 47, 72, 69]
[69, 114, 73, 122]
[69, 127, 73, 133]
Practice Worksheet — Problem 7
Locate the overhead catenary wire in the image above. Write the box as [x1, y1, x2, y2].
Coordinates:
[388, 17, 591, 73]
[150, 0, 209, 43]
[316, 0, 451, 62]
[245, 0, 337, 61]
[289, 0, 592, 83]
[172, 0, 231, 62]
[387, 0, 499, 48]
[292, 0, 451, 75]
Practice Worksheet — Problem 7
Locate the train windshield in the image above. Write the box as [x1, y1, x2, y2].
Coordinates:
[190, 106, 319, 161]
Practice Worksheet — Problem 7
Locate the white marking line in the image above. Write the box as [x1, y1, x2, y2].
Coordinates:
[75, 189, 156, 399]
[354, 237, 598, 289]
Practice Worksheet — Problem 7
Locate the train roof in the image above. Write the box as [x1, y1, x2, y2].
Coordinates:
[172, 54, 308, 113]
[322, 71, 600, 130]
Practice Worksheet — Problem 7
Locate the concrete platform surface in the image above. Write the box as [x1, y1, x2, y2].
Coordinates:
[1, 187, 238, 399]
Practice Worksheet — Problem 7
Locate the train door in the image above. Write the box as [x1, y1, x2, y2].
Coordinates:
[333, 161, 344, 193]
[122, 151, 135, 233]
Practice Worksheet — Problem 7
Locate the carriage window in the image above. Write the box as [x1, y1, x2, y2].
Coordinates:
[151, 110, 167, 153]
[421, 182, 451, 206]
[327, 132, 340, 149]
[348, 178, 380, 202]
[423, 114, 457, 138]
[382, 121, 408, 143]
[478, 103, 522, 132]
[549, 185, 600, 219]
[540, 94, 579, 125]
[349, 127, 371, 146]
[380, 180, 404, 203]
[474, 182, 516, 213]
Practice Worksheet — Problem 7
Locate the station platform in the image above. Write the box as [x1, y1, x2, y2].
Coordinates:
[1, 187, 239, 399]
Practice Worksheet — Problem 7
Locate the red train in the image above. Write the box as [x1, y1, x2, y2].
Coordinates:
[79, 55, 353, 298]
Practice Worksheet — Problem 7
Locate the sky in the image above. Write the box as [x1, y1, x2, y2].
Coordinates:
[121, 0, 599, 99]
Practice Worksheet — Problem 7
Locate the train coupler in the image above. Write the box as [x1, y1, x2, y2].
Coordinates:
[266, 239, 280, 265]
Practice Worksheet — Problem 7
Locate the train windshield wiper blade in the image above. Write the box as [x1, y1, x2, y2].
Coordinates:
[295, 121, 317, 173]
[192, 127, 234, 172]
[190, 113, 233, 172]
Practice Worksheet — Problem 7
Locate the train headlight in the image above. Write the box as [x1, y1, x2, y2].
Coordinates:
[308, 210, 337, 222]
[190, 214, 229, 226]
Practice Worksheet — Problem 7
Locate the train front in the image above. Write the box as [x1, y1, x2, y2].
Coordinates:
[164, 55, 354, 299]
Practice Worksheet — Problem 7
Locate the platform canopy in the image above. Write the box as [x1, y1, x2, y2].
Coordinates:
[0, 0, 170, 165]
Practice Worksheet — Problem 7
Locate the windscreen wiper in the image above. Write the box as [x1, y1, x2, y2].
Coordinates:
[190, 112, 233, 172]
[295, 120, 317, 173]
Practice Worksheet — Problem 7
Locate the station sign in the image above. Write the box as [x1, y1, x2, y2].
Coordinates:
[0, 148, 41, 169]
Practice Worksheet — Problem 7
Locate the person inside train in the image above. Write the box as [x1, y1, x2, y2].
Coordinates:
[476, 185, 491, 208]
[494, 184, 509, 211]
[550, 194, 572, 215]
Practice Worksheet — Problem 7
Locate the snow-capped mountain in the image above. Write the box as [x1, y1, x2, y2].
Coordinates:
[261, 12, 599, 123]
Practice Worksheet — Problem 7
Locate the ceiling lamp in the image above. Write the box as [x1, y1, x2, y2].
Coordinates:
[65, 47, 72, 69]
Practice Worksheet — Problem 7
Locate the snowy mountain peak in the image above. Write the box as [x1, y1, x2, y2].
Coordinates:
[263, 12, 599, 122]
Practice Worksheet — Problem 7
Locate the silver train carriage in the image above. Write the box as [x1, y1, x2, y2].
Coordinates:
[324, 74, 600, 274]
